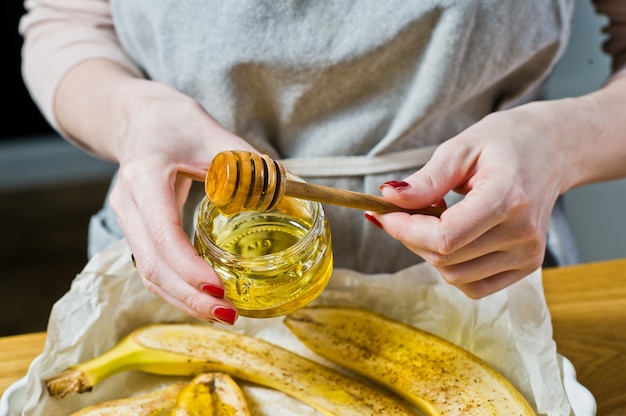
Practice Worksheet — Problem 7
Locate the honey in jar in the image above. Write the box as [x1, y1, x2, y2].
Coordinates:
[194, 179, 333, 318]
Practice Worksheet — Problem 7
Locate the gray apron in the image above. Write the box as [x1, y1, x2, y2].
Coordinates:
[90, 0, 578, 271]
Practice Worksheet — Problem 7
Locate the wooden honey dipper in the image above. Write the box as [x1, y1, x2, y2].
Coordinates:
[205, 150, 444, 217]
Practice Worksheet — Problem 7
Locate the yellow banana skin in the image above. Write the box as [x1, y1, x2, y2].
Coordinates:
[171, 372, 250, 416]
[69, 373, 249, 416]
[70, 381, 184, 415]
[284, 306, 536, 416]
[45, 323, 416, 415]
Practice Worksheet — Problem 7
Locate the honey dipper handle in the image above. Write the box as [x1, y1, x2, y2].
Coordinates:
[284, 180, 444, 217]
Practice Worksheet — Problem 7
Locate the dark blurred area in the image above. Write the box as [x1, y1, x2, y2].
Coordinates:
[0, 3, 112, 336]
[0, 182, 110, 336]
[1, 2, 55, 139]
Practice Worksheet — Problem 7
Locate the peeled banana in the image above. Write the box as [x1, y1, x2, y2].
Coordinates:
[45, 323, 415, 415]
[69, 372, 249, 416]
[284, 306, 536, 416]
[70, 381, 185, 415]
[171, 372, 250, 416]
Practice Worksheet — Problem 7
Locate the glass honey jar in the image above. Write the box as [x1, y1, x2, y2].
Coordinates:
[194, 176, 333, 318]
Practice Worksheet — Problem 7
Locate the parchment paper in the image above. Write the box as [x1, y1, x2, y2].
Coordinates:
[12, 238, 572, 415]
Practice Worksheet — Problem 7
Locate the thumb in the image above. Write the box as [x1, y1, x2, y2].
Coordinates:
[379, 143, 475, 209]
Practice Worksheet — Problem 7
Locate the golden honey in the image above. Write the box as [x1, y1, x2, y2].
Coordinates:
[194, 185, 333, 318]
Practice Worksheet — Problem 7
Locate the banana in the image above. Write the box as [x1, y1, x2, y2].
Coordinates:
[284, 306, 536, 416]
[70, 381, 184, 415]
[69, 373, 249, 416]
[171, 372, 250, 416]
[45, 323, 415, 415]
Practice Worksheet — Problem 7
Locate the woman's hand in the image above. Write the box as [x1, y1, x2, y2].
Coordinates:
[110, 86, 259, 324]
[55, 60, 258, 324]
[372, 101, 574, 298]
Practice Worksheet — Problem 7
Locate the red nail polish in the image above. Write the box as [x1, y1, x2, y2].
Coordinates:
[213, 306, 237, 324]
[201, 284, 225, 299]
[364, 212, 383, 229]
[380, 180, 410, 191]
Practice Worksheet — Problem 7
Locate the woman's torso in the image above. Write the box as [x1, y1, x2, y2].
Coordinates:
[107, 0, 574, 272]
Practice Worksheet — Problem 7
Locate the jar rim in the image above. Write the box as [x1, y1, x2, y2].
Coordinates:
[195, 195, 325, 263]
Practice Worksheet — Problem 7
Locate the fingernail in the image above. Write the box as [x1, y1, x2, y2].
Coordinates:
[364, 212, 383, 229]
[212, 306, 237, 324]
[380, 180, 410, 191]
[201, 284, 225, 299]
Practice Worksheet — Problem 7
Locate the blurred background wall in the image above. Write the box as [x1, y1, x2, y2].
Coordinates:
[544, 0, 626, 263]
[1, 1, 624, 336]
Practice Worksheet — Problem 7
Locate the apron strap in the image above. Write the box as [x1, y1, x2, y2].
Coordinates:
[279, 145, 438, 178]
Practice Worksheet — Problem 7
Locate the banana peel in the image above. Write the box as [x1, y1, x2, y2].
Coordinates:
[45, 323, 415, 415]
[70, 381, 184, 415]
[284, 306, 536, 416]
[70, 372, 249, 416]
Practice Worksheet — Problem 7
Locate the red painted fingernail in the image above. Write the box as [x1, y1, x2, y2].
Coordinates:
[380, 180, 410, 191]
[213, 306, 237, 325]
[364, 212, 383, 229]
[201, 284, 225, 299]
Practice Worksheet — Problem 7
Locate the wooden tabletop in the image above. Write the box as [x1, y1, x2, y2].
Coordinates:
[1, 259, 625, 414]
[0, 332, 46, 398]
[542, 258, 626, 415]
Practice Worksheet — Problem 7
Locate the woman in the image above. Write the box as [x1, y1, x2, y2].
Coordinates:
[20, 0, 626, 324]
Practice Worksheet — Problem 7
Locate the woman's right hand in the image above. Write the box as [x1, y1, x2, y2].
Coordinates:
[55, 59, 259, 324]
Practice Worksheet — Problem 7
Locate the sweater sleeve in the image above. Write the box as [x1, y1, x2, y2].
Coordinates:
[593, 0, 626, 75]
[19, 0, 144, 133]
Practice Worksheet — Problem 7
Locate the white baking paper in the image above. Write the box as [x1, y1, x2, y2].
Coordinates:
[11, 238, 572, 415]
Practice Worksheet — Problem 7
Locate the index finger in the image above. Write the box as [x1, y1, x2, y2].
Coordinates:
[380, 189, 504, 256]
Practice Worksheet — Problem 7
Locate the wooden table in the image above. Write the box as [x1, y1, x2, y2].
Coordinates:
[0, 332, 46, 398]
[1, 259, 625, 414]
[542, 258, 626, 415]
